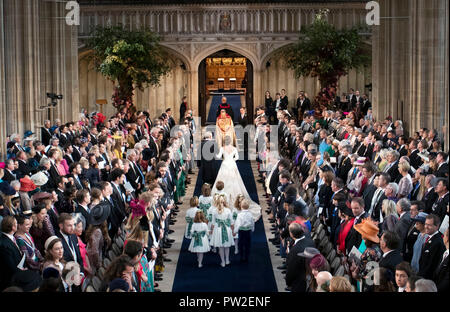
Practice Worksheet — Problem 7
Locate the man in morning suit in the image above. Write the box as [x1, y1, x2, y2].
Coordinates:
[56, 213, 84, 271]
[419, 214, 446, 279]
[379, 230, 403, 280]
[197, 132, 218, 185]
[285, 223, 315, 292]
[0, 216, 24, 291]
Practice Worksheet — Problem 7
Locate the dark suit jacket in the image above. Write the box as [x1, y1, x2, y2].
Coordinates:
[409, 150, 422, 169]
[345, 212, 368, 255]
[362, 182, 377, 213]
[74, 203, 91, 228]
[435, 163, 449, 178]
[269, 167, 280, 196]
[419, 233, 446, 279]
[198, 139, 217, 185]
[55, 230, 84, 272]
[385, 161, 400, 184]
[336, 156, 352, 182]
[394, 212, 412, 255]
[431, 193, 449, 222]
[16, 159, 32, 178]
[237, 113, 248, 128]
[379, 249, 403, 278]
[285, 235, 315, 292]
[423, 188, 438, 214]
[0, 233, 23, 291]
[3, 169, 17, 184]
[41, 127, 53, 146]
[434, 254, 449, 292]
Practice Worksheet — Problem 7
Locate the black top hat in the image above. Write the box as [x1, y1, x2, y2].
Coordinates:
[89, 201, 111, 226]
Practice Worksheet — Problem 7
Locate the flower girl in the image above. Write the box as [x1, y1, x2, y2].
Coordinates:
[184, 196, 199, 239]
[188, 211, 210, 268]
[199, 183, 213, 217]
[209, 193, 234, 267]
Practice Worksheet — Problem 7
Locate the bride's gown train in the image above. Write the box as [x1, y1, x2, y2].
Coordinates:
[211, 146, 262, 221]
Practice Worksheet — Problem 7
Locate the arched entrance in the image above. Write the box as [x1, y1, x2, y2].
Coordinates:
[198, 49, 254, 126]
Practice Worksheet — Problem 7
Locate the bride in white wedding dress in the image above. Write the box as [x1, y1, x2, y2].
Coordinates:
[211, 136, 262, 221]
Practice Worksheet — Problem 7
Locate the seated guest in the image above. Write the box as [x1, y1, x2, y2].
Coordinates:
[14, 214, 44, 271]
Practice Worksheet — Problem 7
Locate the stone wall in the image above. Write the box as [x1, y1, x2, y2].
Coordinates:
[0, 0, 79, 158]
[373, 0, 449, 148]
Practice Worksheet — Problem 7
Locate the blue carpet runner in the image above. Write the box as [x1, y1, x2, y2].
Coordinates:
[207, 94, 242, 123]
[171, 160, 278, 292]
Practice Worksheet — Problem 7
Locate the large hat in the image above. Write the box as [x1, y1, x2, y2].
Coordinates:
[411, 212, 428, 224]
[309, 254, 327, 270]
[129, 199, 146, 218]
[89, 201, 111, 225]
[0, 162, 5, 169]
[354, 218, 380, 243]
[0, 181, 16, 196]
[355, 157, 367, 166]
[30, 171, 48, 187]
[297, 247, 321, 258]
[19, 177, 37, 193]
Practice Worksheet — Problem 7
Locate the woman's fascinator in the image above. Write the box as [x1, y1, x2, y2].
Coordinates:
[130, 199, 147, 218]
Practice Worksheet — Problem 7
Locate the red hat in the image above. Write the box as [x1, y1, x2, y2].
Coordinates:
[309, 254, 327, 271]
[19, 177, 37, 193]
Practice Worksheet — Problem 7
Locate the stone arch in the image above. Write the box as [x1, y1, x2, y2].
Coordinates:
[260, 42, 294, 70]
[192, 43, 260, 71]
[160, 44, 192, 72]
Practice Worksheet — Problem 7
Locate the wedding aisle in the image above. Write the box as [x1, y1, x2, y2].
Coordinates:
[171, 160, 278, 292]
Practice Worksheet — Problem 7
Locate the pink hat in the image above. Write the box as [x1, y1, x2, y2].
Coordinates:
[355, 157, 367, 166]
[0, 162, 5, 169]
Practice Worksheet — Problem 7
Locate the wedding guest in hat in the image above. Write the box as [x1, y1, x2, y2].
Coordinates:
[409, 212, 428, 273]
[73, 213, 91, 276]
[349, 218, 382, 292]
[308, 252, 331, 292]
[30, 171, 49, 190]
[86, 201, 111, 272]
[14, 214, 43, 271]
[29, 203, 55, 255]
[19, 177, 37, 212]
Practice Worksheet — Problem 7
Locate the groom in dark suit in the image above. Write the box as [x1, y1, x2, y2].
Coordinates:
[197, 131, 218, 185]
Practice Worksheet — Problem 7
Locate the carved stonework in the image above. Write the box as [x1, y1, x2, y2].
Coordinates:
[219, 12, 232, 32]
